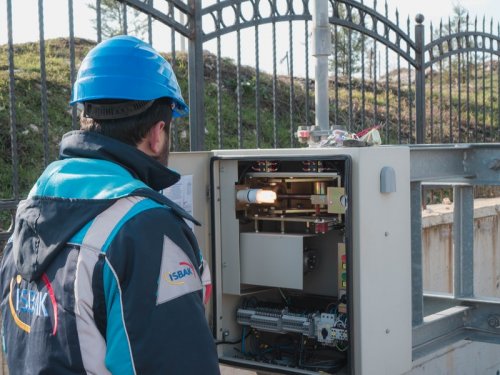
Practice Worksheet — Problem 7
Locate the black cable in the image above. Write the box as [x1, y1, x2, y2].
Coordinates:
[215, 328, 252, 346]
[237, 163, 253, 184]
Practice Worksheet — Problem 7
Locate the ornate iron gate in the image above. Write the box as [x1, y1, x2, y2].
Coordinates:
[2, 0, 500, 289]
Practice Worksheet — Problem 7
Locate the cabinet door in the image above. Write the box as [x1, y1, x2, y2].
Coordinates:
[167, 151, 213, 315]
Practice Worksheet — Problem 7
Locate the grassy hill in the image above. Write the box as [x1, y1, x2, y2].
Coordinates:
[0, 39, 94, 197]
[1, 38, 498, 204]
[0, 38, 315, 199]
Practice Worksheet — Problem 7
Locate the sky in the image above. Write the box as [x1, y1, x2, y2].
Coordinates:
[0, 0, 498, 76]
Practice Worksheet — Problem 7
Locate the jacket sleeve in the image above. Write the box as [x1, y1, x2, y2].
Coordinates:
[101, 206, 220, 375]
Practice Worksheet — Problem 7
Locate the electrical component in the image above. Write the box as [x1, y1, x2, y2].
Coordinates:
[237, 307, 316, 337]
[236, 303, 347, 347]
[303, 249, 318, 273]
[338, 243, 347, 314]
[236, 189, 277, 204]
[227, 158, 349, 373]
[315, 313, 348, 345]
[251, 160, 279, 172]
[235, 170, 345, 235]
[282, 313, 316, 337]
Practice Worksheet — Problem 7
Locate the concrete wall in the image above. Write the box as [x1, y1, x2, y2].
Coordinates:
[408, 340, 500, 375]
[422, 198, 500, 298]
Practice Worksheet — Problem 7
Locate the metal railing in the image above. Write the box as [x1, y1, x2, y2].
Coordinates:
[425, 16, 500, 143]
[2, 1, 499, 201]
[409, 144, 500, 359]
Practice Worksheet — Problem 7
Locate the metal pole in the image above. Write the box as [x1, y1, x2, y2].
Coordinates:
[415, 14, 425, 143]
[96, 0, 102, 42]
[147, 0, 153, 45]
[272, 3, 277, 148]
[255, 17, 261, 148]
[216, 0, 222, 149]
[289, 20, 295, 147]
[122, 2, 127, 35]
[305, 19, 310, 129]
[37, 0, 49, 166]
[429, 23, 434, 143]
[312, 0, 331, 132]
[411, 181, 424, 326]
[188, 0, 205, 151]
[6, 0, 19, 199]
[68, 0, 78, 130]
[453, 186, 474, 298]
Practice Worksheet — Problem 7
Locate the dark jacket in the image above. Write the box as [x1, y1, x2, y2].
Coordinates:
[0, 131, 220, 375]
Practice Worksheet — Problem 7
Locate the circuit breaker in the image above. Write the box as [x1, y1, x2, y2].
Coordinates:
[169, 147, 412, 375]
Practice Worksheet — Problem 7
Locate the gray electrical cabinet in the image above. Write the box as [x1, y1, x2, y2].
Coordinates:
[168, 146, 412, 375]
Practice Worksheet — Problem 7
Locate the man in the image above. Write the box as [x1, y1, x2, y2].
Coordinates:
[0, 35, 220, 375]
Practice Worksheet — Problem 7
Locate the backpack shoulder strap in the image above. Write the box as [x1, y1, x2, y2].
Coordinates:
[68, 196, 163, 252]
[81, 196, 145, 252]
[70, 195, 160, 375]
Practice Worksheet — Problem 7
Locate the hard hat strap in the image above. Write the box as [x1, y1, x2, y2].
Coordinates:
[83, 100, 155, 120]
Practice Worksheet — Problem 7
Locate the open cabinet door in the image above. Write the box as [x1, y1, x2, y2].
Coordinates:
[167, 151, 214, 323]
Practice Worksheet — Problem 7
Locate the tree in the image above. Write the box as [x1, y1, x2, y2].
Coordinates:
[330, 25, 364, 76]
[435, 2, 469, 37]
[432, 2, 472, 81]
[87, 0, 150, 40]
[328, 2, 369, 77]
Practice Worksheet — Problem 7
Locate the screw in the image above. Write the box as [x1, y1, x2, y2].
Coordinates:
[487, 315, 500, 329]
[488, 159, 500, 171]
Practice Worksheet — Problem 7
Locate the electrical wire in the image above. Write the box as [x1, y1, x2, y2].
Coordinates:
[215, 328, 252, 346]
[234, 298, 348, 372]
[298, 338, 345, 372]
[241, 326, 246, 354]
[278, 288, 289, 306]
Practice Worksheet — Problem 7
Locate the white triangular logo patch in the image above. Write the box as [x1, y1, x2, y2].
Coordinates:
[156, 236, 202, 305]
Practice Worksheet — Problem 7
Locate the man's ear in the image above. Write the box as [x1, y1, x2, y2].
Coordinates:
[148, 120, 166, 155]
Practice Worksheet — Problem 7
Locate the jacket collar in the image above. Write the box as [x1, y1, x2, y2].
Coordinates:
[59, 130, 180, 191]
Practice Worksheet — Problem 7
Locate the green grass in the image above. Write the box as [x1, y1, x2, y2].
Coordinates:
[0, 39, 94, 193]
[1, 38, 499, 208]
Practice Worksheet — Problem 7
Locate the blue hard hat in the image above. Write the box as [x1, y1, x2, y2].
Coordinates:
[70, 35, 188, 118]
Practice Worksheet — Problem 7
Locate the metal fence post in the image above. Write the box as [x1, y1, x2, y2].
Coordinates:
[415, 14, 425, 144]
[6, 0, 19, 200]
[312, 0, 331, 132]
[188, 0, 205, 151]
[453, 185, 474, 298]
[411, 181, 424, 326]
